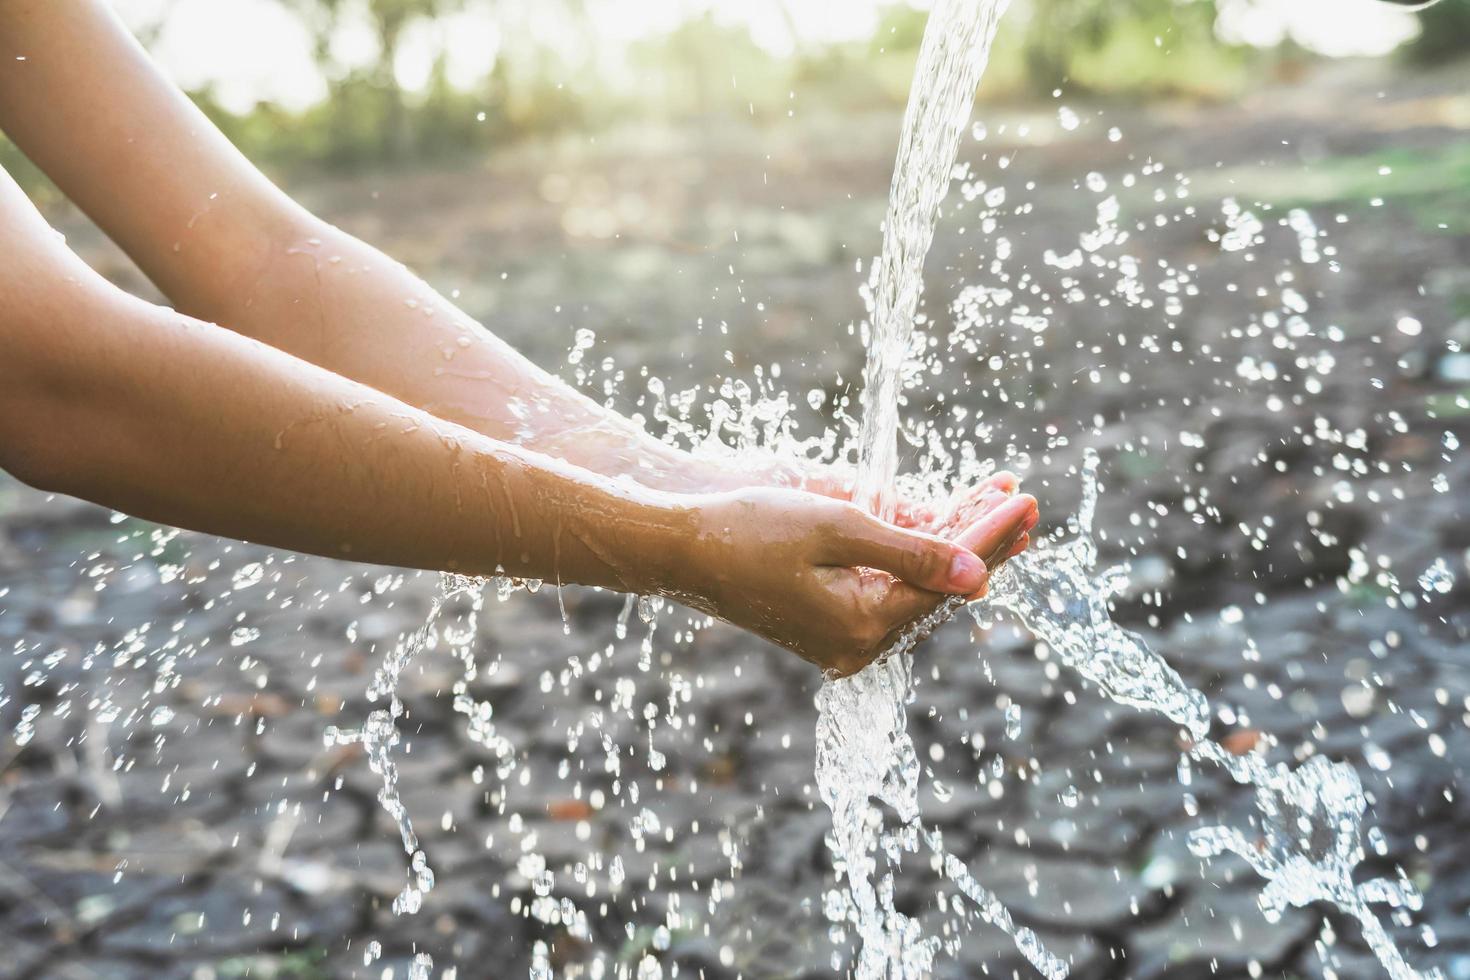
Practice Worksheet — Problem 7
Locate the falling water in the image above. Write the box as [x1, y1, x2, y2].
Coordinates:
[988, 456, 1443, 980]
[814, 1, 1069, 977]
[1, 1, 1458, 976]
[822, 0, 1444, 977]
[850, 0, 1012, 524]
[320, 574, 486, 980]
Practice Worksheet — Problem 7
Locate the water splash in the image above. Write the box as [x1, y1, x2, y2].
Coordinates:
[323, 574, 485, 919]
[986, 454, 1210, 740]
[821, 0, 1443, 975]
[814, 1, 1066, 976]
[850, 0, 1013, 522]
[989, 454, 1442, 980]
[825, 443, 1443, 978]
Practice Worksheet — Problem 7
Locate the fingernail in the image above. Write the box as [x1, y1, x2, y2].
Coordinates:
[948, 552, 987, 591]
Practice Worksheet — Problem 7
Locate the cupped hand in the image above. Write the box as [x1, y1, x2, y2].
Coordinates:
[678, 485, 1037, 675]
[698, 453, 1031, 551]
[761, 462, 1035, 573]
[921, 471, 1034, 566]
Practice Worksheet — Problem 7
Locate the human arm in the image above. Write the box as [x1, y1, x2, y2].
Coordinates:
[0, 168, 689, 589]
[0, 0, 1046, 550]
[0, 164, 1035, 672]
[0, 0, 753, 494]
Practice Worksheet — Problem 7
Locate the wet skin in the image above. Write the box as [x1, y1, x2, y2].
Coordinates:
[0, 0, 1038, 672]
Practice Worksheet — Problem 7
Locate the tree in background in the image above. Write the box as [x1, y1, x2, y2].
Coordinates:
[369, 0, 467, 157]
[1402, 0, 1470, 66]
[1018, 0, 1232, 95]
[630, 15, 784, 124]
[108, 0, 1444, 174]
[281, 0, 466, 161]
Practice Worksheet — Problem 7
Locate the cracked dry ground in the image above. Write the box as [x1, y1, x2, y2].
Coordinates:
[3, 66, 1470, 979]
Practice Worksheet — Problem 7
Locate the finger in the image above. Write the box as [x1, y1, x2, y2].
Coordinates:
[896, 471, 1020, 533]
[954, 472, 1018, 512]
[986, 507, 1039, 566]
[960, 514, 1037, 601]
[892, 498, 942, 530]
[980, 470, 1019, 495]
[948, 471, 1017, 507]
[938, 473, 1019, 530]
[934, 490, 1001, 536]
[950, 494, 1038, 561]
[823, 510, 989, 595]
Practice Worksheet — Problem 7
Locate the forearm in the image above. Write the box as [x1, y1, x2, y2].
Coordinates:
[0, 0, 720, 492]
[0, 0, 292, 301]
[3, 276, 693, 591]
[184, 218, 722, 491]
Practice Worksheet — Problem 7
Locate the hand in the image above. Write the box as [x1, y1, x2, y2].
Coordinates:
[919, 471, 1035, 570]
[737, 459, 1035, 575]
[702, 454, 1025, 534]
[675, 485, 1037, 675]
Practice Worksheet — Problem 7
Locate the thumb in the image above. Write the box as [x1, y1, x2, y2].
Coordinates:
[825, 510, 988, 594]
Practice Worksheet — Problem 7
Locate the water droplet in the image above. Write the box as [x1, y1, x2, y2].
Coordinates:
[1418, 557, 1454, 595]
[231, 563, 264, 590]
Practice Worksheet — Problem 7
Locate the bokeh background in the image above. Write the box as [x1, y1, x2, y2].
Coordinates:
[2, 1, 1469, 978]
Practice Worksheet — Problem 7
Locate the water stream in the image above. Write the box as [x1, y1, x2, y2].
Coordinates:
[1, 2, 1460, 977]
[83, 4, 1445, 978]
[821, 1, 1445, 978]
[315, 0, 1448, 973]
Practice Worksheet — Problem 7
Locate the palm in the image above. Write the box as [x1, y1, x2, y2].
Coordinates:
[800, 468, 1031, 568]
[709, 455, 1034, 571]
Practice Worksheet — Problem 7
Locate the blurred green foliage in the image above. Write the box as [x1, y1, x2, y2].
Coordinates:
[196, 0, 1259, 173]
[1196, 139, 1470, 234]
[0, 0, 1453, 184]
[1401, 0, 1470, 66]
[277, 0, 469, 160]
[1016, 0, 1246, 96]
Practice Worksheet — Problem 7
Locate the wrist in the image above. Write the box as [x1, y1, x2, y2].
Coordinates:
[622, 486, 707, 597]
[472, 442, 710, 599]
[540, 470, 706, 599]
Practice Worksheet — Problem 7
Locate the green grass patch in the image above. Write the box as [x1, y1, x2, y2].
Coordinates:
[1426, 388, 1470, 418]
[1198, 139, 1470, 234]
[213, 949, 330, 979]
